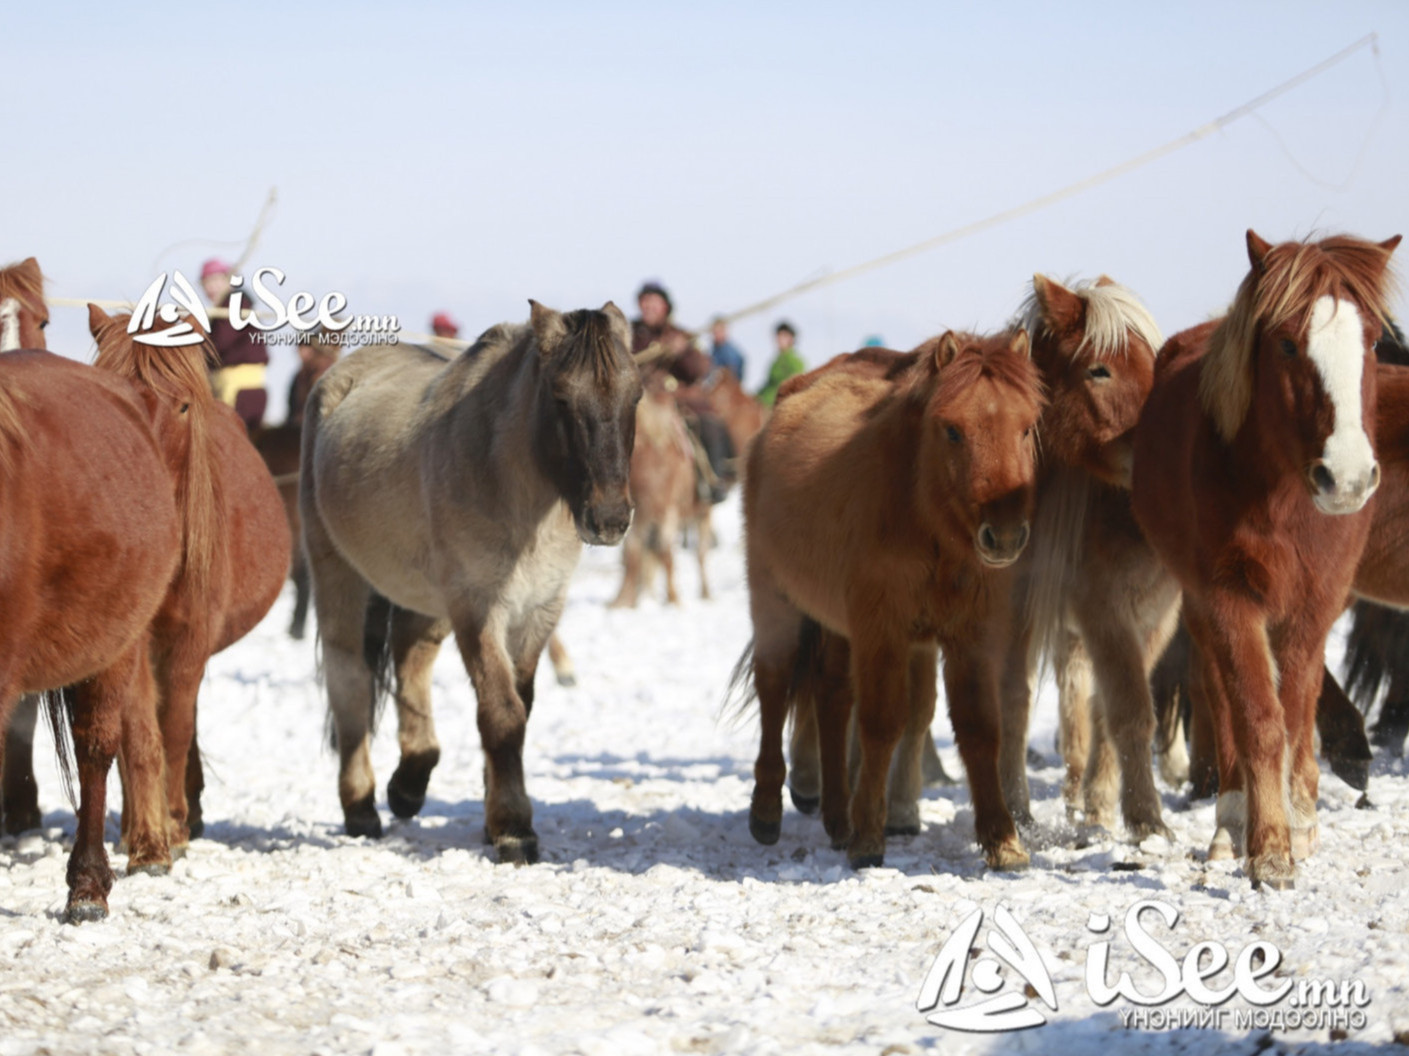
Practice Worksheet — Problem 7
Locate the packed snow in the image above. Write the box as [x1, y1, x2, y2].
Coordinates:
[3, 493, 1408, 1056]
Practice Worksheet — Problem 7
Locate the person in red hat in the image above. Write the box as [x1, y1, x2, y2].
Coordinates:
[430, 312, 460, 339]
[200, 258, 268, 432]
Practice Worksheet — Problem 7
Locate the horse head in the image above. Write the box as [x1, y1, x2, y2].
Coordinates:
[530, 299, 643, 545]
[1202, 230, 1401, 515]
[0, 257, 49, 352]
[1024, 274, 1162, 487]
[909, 329, 1045, 567]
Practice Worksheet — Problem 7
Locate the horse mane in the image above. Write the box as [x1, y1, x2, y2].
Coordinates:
[550, 308, 629, 383]
[901, 331, 1045, 415]
[1016, 277, 1164, 361]
[0, 258, 46, 310]
[1200, 235, 1400, 442]
[91, 311, 220, 600]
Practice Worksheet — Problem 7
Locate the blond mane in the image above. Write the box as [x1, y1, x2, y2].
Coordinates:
[1200, 235, 1399, 442]
[1016, 277, 1164, 362]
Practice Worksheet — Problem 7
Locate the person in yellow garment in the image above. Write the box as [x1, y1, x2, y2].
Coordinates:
[200, 258, 268, 432]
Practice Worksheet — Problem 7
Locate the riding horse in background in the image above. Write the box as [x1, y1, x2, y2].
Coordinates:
[89, 307, 290, 852]
[610, 376, 711, 607]
[1133, 231, 1399, 889]
[0, 348, 182, 920]
[704, 366, 765, 471]
[301, 302, 640, 863]
[740, 329, 1043, 871]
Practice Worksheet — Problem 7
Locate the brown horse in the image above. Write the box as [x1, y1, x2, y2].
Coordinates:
[742, 329, 1043, 870]
[1132, 231, 1399, 889]
[302, 302, 640, 863]
[705, 367, 765, 468]
[610, 379, 710, 607]
[0, 349, 182, 920]
[89, 307, 290, 855]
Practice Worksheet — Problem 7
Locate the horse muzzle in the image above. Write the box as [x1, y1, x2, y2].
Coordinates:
[975, 521, 1030, 568]
[1306, 458, 1380, 515]
[577, 500, 634, 546]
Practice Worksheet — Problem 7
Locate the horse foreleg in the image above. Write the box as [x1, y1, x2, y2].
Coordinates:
[546, 634, 576, 687]
[997, 616, 1037, 827]
[847, 632, 910, 869]
[1315, 666, 1371, 792]
[153, 647, 206, 856]
[787, 695, 821, 815]
[1185, 598, 1292, 889]
[943, 642, 1027, 871]
[885, 644, 939, 837]
[185, 723, 205, 840]
[386, 610, 451, 820]
[65, 646, 150, 922]
[608, 531, 643, 609]
[2, 695, 42, 834]
[1076, 612, 1171, 842]
[696, 510, 712, 601]
[456, 611, 536, 864]
[1276, 633, 1332, 862]
[1055, 629, 1093, 821]
[813, 632, 854, 849]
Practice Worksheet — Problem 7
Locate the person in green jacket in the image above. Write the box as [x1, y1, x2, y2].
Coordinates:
[757, 320, 805, 407]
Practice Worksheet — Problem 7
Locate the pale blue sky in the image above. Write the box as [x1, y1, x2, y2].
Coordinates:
[5, 1, 1407, 417]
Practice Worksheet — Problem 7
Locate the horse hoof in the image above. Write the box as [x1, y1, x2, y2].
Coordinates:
[494, 834, 539, 866]
[344, 802, 383, 839]
[289, 625, 306, 641]
[749, 814, 781, 846]
[1207, 828, 1236, 861]
[187, 817, 204, 841]
[1329, 757, 1370, 793]
[885, 821, 921, 837]
[386, 779, 426, 820]
[555, 673, 577, 688]
[1252, 875, 1295, 892]
[64, 900, 109, 924]
[1128, 821, 1174, 844]
[848, 851, 885, 870]
[985, 840, 1030, 872]
[2, 808, 42, 836]
[126, 861, 171, 878]
[789, 788, 820, 815]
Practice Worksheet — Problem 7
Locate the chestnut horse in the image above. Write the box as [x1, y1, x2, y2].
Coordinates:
[610, 379, 710, 607]
[0, 350, 181, 920]
[302, 302, 640, 863]
[89, 307, 290, 854]
[742, 329, 1043, 870]
[1132, 231, 1399, 889]
[0, 257, 48, 352]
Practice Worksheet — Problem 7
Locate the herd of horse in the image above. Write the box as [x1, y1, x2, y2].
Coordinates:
[0, 230, 1404, 921]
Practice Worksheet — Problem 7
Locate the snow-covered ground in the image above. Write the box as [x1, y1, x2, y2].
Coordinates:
[3, 493, 1408, 1056]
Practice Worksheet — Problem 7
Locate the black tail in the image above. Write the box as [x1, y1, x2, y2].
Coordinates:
[1343, 601, 1409, 711]
[39, 687, 79, 811]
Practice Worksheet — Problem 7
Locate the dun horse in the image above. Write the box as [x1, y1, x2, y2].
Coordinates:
[0, 349, 181, 920]
[89, 307, 290, 852]
[1132, 231, 1399, 889]
[301, 301, 641, 863]
[742, 329, 1043, 870]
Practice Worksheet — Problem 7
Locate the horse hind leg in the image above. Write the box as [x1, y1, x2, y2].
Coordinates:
[1056, 631, 1094, 822]
[696, 510, 712, 601]
[386, 609, 451, 820]
[747, 590, 804, 847]
[2, 695, 43, 834]
[118, 646, 174, 876]
[997, 617, 1037, 827]
[1315, 666, 1371, 792]
[885, 644, 939, 837]
[787, 694, 821, 815]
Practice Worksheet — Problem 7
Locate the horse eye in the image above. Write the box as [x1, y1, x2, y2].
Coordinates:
[38, 320, 48, 330]
[180, 403, 190, 414]
[1087, 364, 1110, 380]
[1281, 338, 1298, 357]
[945, 425, 962, 444]
[1023, 427, 1033, 439]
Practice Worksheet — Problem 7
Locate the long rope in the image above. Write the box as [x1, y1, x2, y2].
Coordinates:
[713, 32, 1383, 328]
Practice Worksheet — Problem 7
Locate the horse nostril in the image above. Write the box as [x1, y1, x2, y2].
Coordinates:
[1369, 462, 1382, 492]
[1016, 523, 1030, 552]
[1310, 463, 1336, 495]
[978, 525, 997, 552]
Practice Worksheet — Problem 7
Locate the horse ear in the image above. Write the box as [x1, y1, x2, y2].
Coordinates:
[1095, 274, 1117, 287]
[600, 300, 631, 344]
[528, 299, 566, 353]
[86, 302, 110, 335]
[17, 257, 42, 285]
[1009, 329, 1031, 359]
[1380, 235, 1403, 257]
[1246, 230, 1273, 272]
[1033, 274, 1084, 335]
[931, 331, 960, 369]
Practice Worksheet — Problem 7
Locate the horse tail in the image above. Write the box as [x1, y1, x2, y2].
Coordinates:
[362, 591, 396, 731]
[722, 638, 757, 723]
[91, 312, 220, 605]
[39, 687, 78, 811]
[1025, 466, 1091, 673]
[1150, 620, 1193, 755]
[721, 617, 827, 729]
[1343, 600, 1409, 711]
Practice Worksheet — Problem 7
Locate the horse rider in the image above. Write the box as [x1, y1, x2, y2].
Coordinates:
[201, 258, 269, 433]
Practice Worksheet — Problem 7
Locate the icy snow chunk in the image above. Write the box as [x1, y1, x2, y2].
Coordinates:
[484, 976, 539, 1007]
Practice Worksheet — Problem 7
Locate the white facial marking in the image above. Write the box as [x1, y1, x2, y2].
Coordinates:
[0, 298, 19, 352]
[1305, 295, 1375, 507]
